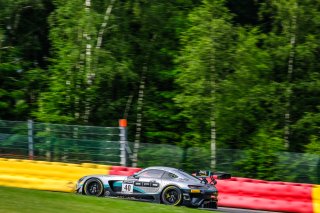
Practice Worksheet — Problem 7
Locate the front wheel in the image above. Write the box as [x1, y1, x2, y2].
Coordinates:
[161, 186, 183, 206]
[83, 178, 104, 196]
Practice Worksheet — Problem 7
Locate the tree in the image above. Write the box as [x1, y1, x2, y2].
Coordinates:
[263, 0, 320, 152]
[175, 0, 235, 169]
[0, 0, 51, 120]
[121, 0, 201, 165]
[235, 129, 284, 180]
[217, 28, 283, 149]
[35, 0, 136, 125]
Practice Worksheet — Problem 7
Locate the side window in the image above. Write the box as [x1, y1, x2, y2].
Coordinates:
[138, 169, 164, 178]
[162, 172, 178, 179]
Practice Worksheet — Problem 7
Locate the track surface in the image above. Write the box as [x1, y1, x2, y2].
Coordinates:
[216, 207, 282, 213]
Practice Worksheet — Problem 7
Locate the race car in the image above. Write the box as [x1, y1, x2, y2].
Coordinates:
[75, 166, 231, 209]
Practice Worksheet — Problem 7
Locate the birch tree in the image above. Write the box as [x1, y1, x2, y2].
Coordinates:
[175, 0, 234, 170]
[83, 0, 117, 123]
[269, 0, 299, 149]
[264, 0, 320, 151]
[124, 0, 197, 165]
[36, 0, 91, 123]
[35, 0, 128, 124]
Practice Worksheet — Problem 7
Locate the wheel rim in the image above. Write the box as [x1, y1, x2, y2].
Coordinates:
[164, 188, 180, 204]
[87, 181, 101, 195]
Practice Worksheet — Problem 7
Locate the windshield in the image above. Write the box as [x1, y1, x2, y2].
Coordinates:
[176, 170, 201, 182]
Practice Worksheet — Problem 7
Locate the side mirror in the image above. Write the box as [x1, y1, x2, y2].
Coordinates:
[128, 173, 139, 179]
[133, 173, 139, 178]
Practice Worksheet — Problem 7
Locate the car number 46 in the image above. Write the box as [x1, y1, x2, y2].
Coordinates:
[122, 183, 134, 193]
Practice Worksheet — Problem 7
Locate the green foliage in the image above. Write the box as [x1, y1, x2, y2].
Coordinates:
[137, 143, 183, 168]
[0, 0, 51, 120]
[1, 0, 320, 182]
[175, 0, 235, 147]
[234, 129, 284, 180]
[305, 135, 320, 155]
[35, 0, 134, 124]
[265, 0, 320, 151]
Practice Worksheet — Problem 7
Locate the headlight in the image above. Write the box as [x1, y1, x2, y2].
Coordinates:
[78, 176, 86, 184]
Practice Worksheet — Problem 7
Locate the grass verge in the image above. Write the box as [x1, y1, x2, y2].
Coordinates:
[0, 186, 216, 213]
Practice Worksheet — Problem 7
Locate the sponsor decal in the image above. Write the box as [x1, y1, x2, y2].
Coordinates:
[134, 181, 159, 188]
[134, 182, 142, 186]
[151, 183, 159, 187]
[143, 182, 150, 187]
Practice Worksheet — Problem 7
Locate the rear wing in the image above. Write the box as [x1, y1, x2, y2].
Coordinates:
[194, 170, 231, 184]
[195, 170, 231, 179]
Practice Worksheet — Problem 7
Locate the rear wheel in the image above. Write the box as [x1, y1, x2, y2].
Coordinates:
[161, 186, 183, 206]
[83, 178, 104, 196]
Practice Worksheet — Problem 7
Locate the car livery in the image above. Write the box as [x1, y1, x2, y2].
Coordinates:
[75, 166, 231, 209]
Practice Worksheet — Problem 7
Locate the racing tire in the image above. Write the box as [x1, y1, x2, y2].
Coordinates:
[83, 178, 104, 197]
[202, 201, 217, 209]
[161, 186, 183, 206]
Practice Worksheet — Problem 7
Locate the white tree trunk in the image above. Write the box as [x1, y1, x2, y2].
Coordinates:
[123, 94, 134, 119]
[210, 51, 217, 171]
[83, 0, 116, 123]
[284, 1, 298, 149]
[96, 0, 116, 49]
[83, 0, 92, 123]
[209, 16, 218, 171]
[45, 126, 51, 161]
[81, 0, 95, 123]
[83, 41, 92, 123]
[132, 68, 147, 167]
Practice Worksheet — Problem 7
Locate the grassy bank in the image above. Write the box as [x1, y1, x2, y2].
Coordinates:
[0, 186, 214, 213]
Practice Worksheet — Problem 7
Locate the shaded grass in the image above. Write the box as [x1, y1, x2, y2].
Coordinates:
[0, 186, 215, 213]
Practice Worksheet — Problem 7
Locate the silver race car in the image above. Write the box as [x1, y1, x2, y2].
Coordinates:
[75, 166, 231, 209]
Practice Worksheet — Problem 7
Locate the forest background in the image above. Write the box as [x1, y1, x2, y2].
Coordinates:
[0, 0, 320, 182]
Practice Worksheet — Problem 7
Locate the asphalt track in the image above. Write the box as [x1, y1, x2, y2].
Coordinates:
[109, 196, 283, 213]
[214, 207, 282, 213]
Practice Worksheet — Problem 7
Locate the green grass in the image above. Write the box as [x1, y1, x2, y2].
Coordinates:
[0, 186, 216, 213]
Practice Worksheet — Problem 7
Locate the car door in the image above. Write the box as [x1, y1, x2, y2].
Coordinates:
[124, 169, 164, 195]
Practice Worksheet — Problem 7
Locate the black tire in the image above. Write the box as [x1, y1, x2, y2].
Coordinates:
[203, 201, 217, 209]
[83, 178, 104, 196]
[161, 186, 183, 206]
[212, 202, 217, 209]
